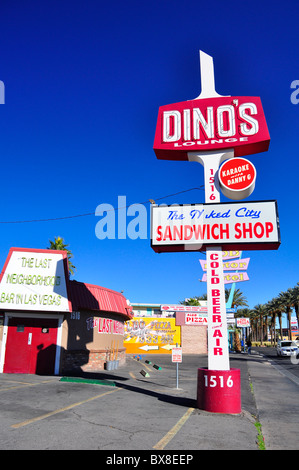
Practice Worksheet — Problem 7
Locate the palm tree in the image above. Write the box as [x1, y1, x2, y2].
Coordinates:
[48, 236, 76, 277]
[180, 295, 207, 305]
[233, 327, 242, 352]
[226, 287, 248, 309]
[290, 283, 299, 335]
[249, 308, 259, 342]
[266, 299, 277, 345]
[264, 301, 276, 344]
[234, 307, 252, 318]
[278, 290, 293, 340]
[233, 307, 252, 350]
[267, 296, 284, 344]
[252, 304, 267, 344]
[275, 297, 284, 340]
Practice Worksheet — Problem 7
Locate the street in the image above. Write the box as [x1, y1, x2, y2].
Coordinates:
[0, 351, 298, 452]
[254, 346, 299, 384]
[0, 354, 257, 452]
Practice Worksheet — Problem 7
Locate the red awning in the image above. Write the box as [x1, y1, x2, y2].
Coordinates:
[69, 280, 133, 320]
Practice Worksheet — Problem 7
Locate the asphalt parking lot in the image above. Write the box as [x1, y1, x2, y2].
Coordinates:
[0, 353, 260, 452]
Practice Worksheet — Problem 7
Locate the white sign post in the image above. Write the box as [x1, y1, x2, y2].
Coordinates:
[172, 346, 182, 389]
[205, 246, 230, 370]
[188, 149, 232, 370]
[188, 53, 241, 412]
[186, 55, 235, 371]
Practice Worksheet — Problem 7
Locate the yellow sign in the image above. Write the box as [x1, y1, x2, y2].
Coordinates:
[124, 317, 181, 354]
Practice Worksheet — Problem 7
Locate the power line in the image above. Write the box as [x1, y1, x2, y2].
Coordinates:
[0, 187, 204, 224]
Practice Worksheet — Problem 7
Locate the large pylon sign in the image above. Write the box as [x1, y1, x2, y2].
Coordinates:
[154, 52, 270, 161]
[152, 51, 280, 414]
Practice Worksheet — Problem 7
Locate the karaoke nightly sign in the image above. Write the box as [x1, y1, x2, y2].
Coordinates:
[151, 200, 280, 252]
[218, 157, 256, 200]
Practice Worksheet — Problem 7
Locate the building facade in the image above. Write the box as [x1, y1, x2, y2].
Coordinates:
[125, 302, 210, 355]
[0, 247, 132, 375]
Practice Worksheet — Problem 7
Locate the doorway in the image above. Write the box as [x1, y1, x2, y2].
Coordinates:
[3, 317, 58, 374]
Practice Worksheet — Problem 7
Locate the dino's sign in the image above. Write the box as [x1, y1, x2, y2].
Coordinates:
[153, 96, 270, 161]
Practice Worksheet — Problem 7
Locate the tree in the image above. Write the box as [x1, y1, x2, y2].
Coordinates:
[181, 289, 248, 308]
[252, 304, 267, 344]
[234, 307, 252, 318]
[291, 283, 299, 334]
[48, 236, 76, 277]
[266, 299, 277, 345]
[234, 328, 242, 352]
[266, 297, 284, 344]
[273, 296, 284, 340]
[249, 308, 259, 342]
[278, 290, 293, 340]
[180, 295, 207, 305]
[226, 287, 248, 309]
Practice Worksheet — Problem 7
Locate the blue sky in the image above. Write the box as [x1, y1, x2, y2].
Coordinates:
[0, 0, 298, 317]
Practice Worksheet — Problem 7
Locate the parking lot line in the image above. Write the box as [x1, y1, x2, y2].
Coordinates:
[11, 387, 122, 429]
[153, 407, 194, 450]
[0, 379, 56, 392]
[1, 380, 34, 385]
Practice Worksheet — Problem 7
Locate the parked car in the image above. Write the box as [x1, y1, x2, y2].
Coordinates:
[276, 340, 299, 357]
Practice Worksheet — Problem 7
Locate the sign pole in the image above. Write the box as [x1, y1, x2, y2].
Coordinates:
[188, 150, 232, 370]
[188, 150, 241, 412]
[172, 345, 182, 389]
[152, 50, 275, 413]
[187, 150, 233, 204]
[188, 149, 241, 414]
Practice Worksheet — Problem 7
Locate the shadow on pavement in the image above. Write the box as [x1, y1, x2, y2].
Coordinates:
[114, 380, 197, 408]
